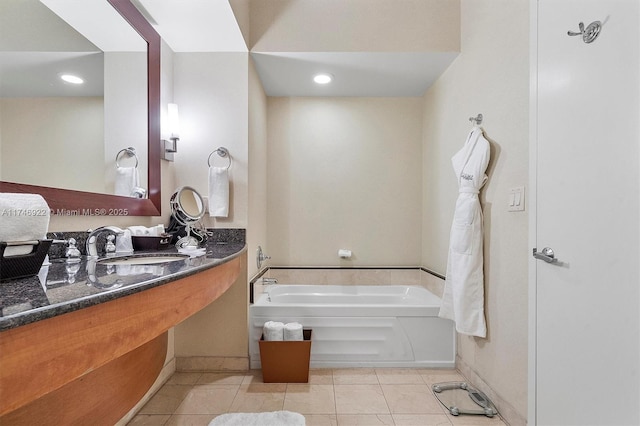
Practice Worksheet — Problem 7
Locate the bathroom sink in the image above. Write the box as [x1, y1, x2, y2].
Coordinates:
[96, 253, 190, 266]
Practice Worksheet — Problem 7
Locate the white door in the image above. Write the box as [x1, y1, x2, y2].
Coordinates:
[533, 1, 639, 425]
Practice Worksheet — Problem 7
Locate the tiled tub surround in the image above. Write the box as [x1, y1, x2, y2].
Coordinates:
[251, 267, 445, 304]
[1, 229, 245, 330]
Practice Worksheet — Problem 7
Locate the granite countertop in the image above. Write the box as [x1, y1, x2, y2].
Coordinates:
[0, 239, 246, 332]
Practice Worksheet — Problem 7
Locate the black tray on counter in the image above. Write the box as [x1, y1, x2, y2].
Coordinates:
[0, 240, 52, 281]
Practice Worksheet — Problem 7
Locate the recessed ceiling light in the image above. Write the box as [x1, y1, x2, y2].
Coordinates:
[313, 73, 333, 84]
[60, 74, 84, 84]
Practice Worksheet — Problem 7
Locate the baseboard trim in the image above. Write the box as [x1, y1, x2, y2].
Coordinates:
[456, 355, 527, 426]
[176, 356, 249, 372]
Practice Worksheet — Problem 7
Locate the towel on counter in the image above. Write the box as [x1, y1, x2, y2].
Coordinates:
[284, 322, 304, 341]
[208, 166, 229, 217]
[0, 193, 50, 256]
[263, 321, 285, 341]
[178, 246, 207, 258]
[115, 166, 140, 197]
[127, 225, 164, 236]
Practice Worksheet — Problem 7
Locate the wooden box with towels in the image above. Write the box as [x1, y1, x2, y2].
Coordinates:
[259, 329, 312, 383]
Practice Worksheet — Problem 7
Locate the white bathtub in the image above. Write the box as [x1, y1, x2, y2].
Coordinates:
[249, 285, 455, 369]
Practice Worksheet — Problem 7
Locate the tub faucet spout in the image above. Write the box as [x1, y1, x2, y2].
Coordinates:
[262, 278, 278, 285]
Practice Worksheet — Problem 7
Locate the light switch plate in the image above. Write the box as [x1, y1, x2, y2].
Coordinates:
[508, 186, 525, 212]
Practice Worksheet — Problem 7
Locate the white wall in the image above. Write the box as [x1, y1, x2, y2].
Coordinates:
[0, 97, 105, 193]
[171, 52, 250, 361]
[247, 57, 268, 278]
[421, 1, 529, 423]
[171, 52, 249, 229]
[267, 97, 423, 266]
[174, 255, 248, 362]
[104, 51, 148, 194]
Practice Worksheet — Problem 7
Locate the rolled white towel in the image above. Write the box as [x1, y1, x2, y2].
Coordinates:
[263, 321, 284, 341]
[127, 225, 164, 237]
[284, 322, 304, 341]
[0, 193, 50, 256]
[127, 226, 151, 236]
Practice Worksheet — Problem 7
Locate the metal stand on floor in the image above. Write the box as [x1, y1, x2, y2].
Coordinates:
[432, 382, 498, 418]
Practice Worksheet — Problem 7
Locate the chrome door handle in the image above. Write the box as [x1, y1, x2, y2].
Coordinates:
[533, 247, 558, 263]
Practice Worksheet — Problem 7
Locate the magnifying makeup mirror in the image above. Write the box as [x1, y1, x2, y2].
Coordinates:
[170, 186, 205, 248]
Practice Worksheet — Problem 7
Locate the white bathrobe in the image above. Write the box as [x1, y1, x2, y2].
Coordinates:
[439, 126, 490, 338]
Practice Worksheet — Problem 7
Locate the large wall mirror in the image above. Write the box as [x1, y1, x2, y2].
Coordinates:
[0, 0, 161, 216]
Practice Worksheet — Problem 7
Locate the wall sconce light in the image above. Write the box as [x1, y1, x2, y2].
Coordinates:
[162, 103, 180, 161]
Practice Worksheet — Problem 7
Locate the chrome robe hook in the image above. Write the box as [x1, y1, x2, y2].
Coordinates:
[568, 21, 602, 44]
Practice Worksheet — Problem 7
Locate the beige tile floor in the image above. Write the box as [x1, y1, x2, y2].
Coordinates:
[128, 369, 507, 426]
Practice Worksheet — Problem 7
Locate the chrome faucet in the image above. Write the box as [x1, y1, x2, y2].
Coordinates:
[86, 226, 125, 258]
[262, 277, 278, 285]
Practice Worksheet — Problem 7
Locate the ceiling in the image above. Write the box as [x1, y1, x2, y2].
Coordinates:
[251, 52, 459, 97]
[135, 0, 458, 97]
[0, 52, 104, 97]
[135, 0, 247, 53]
[0, 0, 144, 97]
[1, 0, 459, 98]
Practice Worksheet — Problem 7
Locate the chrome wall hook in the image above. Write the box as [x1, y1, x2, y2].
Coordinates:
[567, 22, 585, 37]
[567, 21, 601, 44]
[469, 114, 483, 126]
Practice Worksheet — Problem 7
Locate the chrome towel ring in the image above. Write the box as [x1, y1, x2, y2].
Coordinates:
[207, 147, 231, 170]
[115, 147, 139, 168]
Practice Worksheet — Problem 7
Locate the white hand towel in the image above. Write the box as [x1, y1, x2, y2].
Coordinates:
[0, 193, 50, 256]
[284, 322, 304, 341]
[263, 321, 285, 341]
[115, 166, 140, 197]
[208, 166, 229, 217]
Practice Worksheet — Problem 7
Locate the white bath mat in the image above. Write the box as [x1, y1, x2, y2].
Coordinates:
[208, 411, 305, 426]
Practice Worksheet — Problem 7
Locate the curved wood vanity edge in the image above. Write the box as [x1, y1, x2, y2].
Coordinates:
[1, 333, 167, 425]
[0, 253, 244, 417]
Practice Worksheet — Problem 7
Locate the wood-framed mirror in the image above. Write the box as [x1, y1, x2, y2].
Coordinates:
[0, 0, 161, 216]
